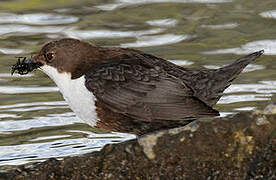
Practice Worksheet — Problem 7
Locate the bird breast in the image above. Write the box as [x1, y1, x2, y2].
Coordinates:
[41, 65, 99, 126]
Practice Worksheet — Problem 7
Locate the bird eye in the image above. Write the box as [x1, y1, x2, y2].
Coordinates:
[45, 53, 54, 62]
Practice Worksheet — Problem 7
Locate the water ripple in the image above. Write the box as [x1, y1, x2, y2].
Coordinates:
[200, 23, 238, 29]
[64, 27, 165, 39]
[5, 106, 68, 112]
[224, 81, 276, 94]
[0, 133, 134, 166]
[0, 73, 34, 78]
[0, 116, 79, 133]
[0, 13, 79, 25]
[29, 135, 72, 142]
[260, 10, 276, 19]
[146, 18, 177, 27]
[0, 48, 25, 55]
[202, 40, 276, 55]
[234, 107, 256, 111]
[0, 24, 68, 37]
[169, 59, 194, 66]
[218, 94, 272, 104]
[0, 86, 58, 94]
[0, 114, 21, 119]
[203, 64, 265, 73]
[217, 81, 276, 104]
[96, 0, 233, 11]
[121, 34, 191, 47]
[0, 101, 67, 109]
[48, 112, 75, 117]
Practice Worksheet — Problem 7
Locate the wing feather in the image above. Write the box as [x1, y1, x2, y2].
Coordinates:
[85, 54, 219, 122]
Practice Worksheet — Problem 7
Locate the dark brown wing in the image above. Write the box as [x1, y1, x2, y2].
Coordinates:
[85, 55, 219, 122]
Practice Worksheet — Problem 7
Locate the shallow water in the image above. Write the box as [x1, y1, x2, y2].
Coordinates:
[0, 0, 275, 166]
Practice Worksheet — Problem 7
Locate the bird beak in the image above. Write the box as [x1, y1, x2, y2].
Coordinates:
[11, 56, 43, 75]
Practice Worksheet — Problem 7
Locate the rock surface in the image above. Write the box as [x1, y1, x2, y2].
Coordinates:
[0, 104, 275, 180]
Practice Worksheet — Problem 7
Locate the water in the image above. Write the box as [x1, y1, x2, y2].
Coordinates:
[0, 0, 275, 166]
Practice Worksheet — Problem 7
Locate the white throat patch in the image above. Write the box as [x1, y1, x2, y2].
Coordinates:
[41, 65, 98, 126]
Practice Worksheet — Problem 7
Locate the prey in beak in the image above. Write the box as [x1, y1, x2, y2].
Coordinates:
[11, 56, 42, 75]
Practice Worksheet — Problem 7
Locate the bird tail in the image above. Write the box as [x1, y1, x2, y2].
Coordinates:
[195, 50, 264, 107]
[215, 50, 264, 83]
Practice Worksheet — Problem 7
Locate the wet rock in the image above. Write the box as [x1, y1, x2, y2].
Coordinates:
[263, 103, 276, 115]
[0, 104, 275, 180]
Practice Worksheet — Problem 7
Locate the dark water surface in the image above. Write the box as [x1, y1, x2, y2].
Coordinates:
[0, 0, 275, 166]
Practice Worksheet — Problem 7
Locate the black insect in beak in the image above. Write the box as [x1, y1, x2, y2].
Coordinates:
[11, 57, 42, 75]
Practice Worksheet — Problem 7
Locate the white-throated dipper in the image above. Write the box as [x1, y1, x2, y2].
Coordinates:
[11, 38, 264, 135]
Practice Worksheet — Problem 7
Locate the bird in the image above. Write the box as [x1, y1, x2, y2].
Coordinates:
[12, 38, 264, 135]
